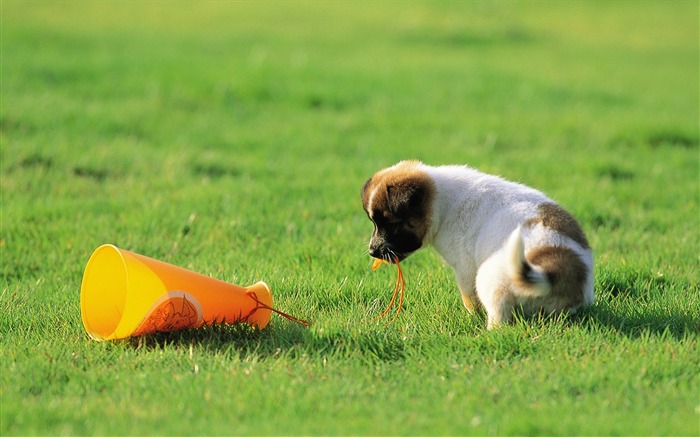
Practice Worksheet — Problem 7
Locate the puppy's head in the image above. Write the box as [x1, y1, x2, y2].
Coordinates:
[361, 161, 435, 263]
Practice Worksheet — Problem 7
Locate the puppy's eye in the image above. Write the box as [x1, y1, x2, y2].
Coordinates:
[386, 217, 402, 226]
[374, 211, 401, 227]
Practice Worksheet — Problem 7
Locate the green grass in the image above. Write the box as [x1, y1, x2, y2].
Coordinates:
[2, 1, 699, 435]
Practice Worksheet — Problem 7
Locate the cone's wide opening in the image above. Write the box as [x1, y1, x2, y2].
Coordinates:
[80, 245, 128, 340]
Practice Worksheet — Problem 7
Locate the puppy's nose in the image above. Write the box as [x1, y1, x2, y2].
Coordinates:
[368, 242, 383, 259]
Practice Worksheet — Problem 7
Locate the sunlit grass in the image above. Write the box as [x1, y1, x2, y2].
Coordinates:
[1, 1, 698, 435]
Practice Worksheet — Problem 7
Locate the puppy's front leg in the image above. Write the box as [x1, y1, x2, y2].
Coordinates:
[455, 269, 480, 314]
[460, 291, 477, 313]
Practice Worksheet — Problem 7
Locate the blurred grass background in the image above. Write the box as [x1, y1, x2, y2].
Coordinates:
[2, 1, 698, 435]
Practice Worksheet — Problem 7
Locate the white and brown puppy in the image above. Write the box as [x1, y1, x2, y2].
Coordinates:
[361, 160, 593, 330]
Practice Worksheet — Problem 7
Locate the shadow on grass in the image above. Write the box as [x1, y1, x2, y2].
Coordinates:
[126, 318, 407, 362]
[587, 268, 699, 340]
[121, 268, 698, 358]
[585, 304, 699, 340]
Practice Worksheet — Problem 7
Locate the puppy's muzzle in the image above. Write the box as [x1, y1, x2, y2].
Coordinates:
[369, 240, 405, 262]
[368, 243, 385, 260]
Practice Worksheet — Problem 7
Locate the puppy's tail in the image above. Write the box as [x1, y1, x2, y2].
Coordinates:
[505, 225, 550, 296]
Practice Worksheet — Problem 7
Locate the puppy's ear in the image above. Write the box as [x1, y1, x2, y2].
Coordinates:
[387, 178, 427, 218]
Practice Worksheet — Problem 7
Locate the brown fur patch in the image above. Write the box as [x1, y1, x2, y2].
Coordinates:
[362, 161, 436, 241]
[526, 245, 589, 309]
[525, 203, 590, 249]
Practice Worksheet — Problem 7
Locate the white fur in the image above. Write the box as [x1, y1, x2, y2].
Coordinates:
[504, 225, 549, 295]
[416, 163, 594, 329]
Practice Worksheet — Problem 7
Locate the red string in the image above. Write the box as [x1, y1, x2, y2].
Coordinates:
[374, 256, 405, 324]
[243, 292, 311, 327]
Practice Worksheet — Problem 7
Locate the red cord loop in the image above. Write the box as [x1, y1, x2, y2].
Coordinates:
[243, 292, 311, 327]
[374, 256, 405, 324]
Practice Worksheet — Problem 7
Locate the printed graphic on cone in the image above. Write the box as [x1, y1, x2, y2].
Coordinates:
[80, 244, 273, 340]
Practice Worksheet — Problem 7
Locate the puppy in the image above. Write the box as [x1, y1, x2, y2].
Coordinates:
[361, 160, 593, 330]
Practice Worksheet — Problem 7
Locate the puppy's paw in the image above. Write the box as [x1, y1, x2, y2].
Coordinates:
[485, 305, 514, 330]
[486, 318, 502, 331]
[460, 293, 478, 314]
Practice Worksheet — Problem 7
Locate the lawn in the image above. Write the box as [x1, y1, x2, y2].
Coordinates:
[1, 1, 699, 435]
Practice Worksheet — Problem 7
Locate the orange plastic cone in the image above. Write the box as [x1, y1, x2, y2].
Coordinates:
[80, 244, 273, 340]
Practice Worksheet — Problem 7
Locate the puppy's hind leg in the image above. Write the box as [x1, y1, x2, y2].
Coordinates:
[480, 226, 553, 329]
[484, 286, 516, 330]
[476, 249, 518, 330]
